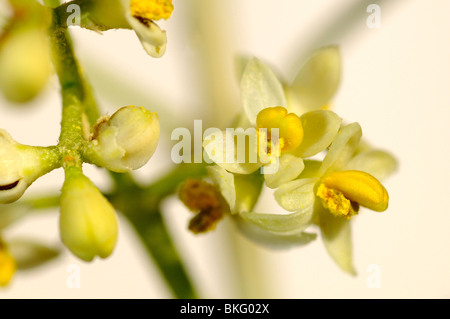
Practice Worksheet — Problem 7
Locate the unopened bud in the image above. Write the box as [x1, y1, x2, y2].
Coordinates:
[86, 106, 160, 172]
[0, 130, 59, 204]
[59, 170, 118, 262]
[0, 28, 51, 103]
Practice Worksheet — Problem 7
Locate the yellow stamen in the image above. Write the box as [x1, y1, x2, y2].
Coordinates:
[130, 0, 174, 21]
[321, 170, 389, 212]
[0, 244, 16, 287]
[256, 106, 303, 154]
[317, 183, 359, 219]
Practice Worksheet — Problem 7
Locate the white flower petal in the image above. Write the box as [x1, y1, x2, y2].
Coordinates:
[233, 172, 265, 214]
[274, 178, 317, 212]
[203, 129, 262, 174]
[127, 14, 167, 58]
[264, 154, 304, 189]
[320, 122, 362, 175]
[318, 204, 356, 275]
[239, 205, 314, 236]
[293, 110, 342, 158]
[240, 58, 287, 125]
[206, 165, 236, 212]
[234, 215, 317, 249]
[346, 149, 398, 181]
[287, 46, 341, 114]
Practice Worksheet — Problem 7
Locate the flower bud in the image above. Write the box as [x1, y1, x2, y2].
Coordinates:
[0, 28, 51, 103]
[59, 170, 118, 262]
[0, 130, 59, 204]
[86, 106, 160, 173]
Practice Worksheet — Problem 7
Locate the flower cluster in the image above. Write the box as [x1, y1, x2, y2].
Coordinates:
[0, 0, 170, 287]
[0, 105, 160, 285]
[180, 46, 397, 274]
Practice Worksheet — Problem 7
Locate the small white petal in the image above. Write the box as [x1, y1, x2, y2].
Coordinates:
[206, 165, 236, 212]
[233, 172, 265, 214]
[264, 154, 304, 189]
[239, 205, 314, 236]
[203, 129, 262, 174]
[234, 215, 317, 249]
[318, 204, 356, 275]
[127, 14, 167, 58]
[240, 58, 287, 125]
[320, 122, 362, 175]
[287, 46, 341, 114]
[346, 149, 398, 181]
[293, 110, 342, 158]
[274, 178, 317, 212]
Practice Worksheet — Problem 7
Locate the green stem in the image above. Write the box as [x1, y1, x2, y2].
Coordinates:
[47, 3, 204, 299]
[109, 164, 208, 299]
[48, 10, 85, 168]
[127, 206, 197, 299]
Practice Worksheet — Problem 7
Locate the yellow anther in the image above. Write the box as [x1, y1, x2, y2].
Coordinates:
[256, 106, 303, 154]
[316, 183, 359, 219]
[321, 170, 389, 212]
[0, 244, 16, 287]
[130, 0, 174, 21]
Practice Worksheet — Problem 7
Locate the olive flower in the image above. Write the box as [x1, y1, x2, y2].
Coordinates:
[203, 54, 342, 189]
[82, 0, 174, 57]
[271, 123, 397, 273]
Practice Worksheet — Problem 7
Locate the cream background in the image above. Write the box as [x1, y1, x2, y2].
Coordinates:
[0, 0, 449, 298]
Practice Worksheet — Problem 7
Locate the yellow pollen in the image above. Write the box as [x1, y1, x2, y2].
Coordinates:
[130, 0, 174, 21]
[0, 245, 16, 287]
[316, 183, 359, 219]
[321, 170, 389, 212]
[256, 106, 303, 154]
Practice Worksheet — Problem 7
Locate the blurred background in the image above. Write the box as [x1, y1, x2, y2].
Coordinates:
[0, 0, 449, 298]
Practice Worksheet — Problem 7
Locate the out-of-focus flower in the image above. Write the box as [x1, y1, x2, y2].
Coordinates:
[0, 129, 59, 204]
[59, 169, 118, 261]
[0, 202, 61, 287]
[85, 106, 160, 173]
[285, 46, 341, 114]
[0, 0, 51, 103]
[0, 240, 16, 287]
[0, 28, 51, 103]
